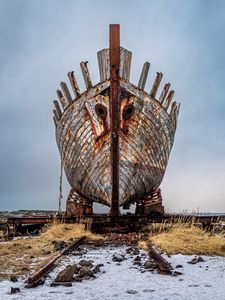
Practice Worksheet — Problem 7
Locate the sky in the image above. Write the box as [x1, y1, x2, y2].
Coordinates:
[0, 0, 225, 212]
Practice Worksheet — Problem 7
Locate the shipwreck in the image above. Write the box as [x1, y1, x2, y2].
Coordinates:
[52, 25, 180, 217]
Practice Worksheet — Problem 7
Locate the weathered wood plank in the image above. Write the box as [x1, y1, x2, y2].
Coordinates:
[159, 83, 170, 104]
[80, 61, 93, 89]
[56, 89, 68, 109]
[150, 72, 163, 99]
[138, 62, 150, 90]
[148, 242, 173, 275]
[53, 100, 62, 118]
[60, 82, 73, 103]
[53, 116, 57, 127]
[53, 109, 59, 121]
[97, 48, 110, 82]
[120, 47, 132, 81]
[68, 71, 81, 98]
[164, 90, 175, 110]
[170, 101, 177, 117]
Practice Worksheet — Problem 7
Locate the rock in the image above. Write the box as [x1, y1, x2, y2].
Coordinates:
[188, 284, 200, 287]
[144, 260, 153, 269]
[126, 290, 138, 294]
[126, 247, 133, 254]
[133, 261, 142, 266]
[10, 287, 20, 294]
[112, 254, 125, 262]
[79, 260, 93, 268]
[74, 277, 83, 282]
[188, 256, 205, 264]
[78, 266, 94, 278]
[176, 265, 183, 268]
[55, 265, 76, 282]
[52, 240, 66, 251]
[172, 271, 183, 276]
[134, 255, 141, 261]
[133, 248, 140, 255]
[50, 282, 72, 287]
[143, 289, 155, 293]
[10, 275, 18, 282]
[93, 264, 101, 274]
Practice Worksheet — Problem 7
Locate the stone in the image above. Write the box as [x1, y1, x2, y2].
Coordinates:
[133, 248, 140, 255]
[126, 290, 138, 294]
[144, 260, 153, 269]
[10, 287, 20, 294]
[54, 265, 76, 282]
[79, 260, 93, 268]
[126, 247, 133, 254]
[143, 289, 155, 293]
[176, 265, 183, 268]
[134, 255, 141, 261]
[50, 282, 72, 287]
[10, 275, 18, 282]
[188, 256, 205, 264]
[52, 240, 66, 251]
[172, 271, 183, 276]
[93, 264, 101, 274]
[112, 254, 125, 262]
[78, 266, 94, 278]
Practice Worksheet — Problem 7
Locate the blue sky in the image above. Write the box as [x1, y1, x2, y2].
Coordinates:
[0, 0, 225, 212]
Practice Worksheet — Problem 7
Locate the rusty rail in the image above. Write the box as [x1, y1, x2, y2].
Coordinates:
[25, 236, 86, 288]
[148, 242, 173, 275]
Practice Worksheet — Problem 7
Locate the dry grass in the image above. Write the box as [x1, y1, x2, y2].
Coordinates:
[0, 223, 100, 280]
[139, 222, 225, 256]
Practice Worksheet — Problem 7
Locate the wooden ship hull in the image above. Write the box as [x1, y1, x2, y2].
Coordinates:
[53, 25, 180, 216]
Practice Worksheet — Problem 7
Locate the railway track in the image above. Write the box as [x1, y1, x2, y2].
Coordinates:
[24, 234, 174, 289]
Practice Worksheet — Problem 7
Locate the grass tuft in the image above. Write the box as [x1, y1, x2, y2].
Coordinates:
[0, 223, 100, 280]
[139, 222, 225, 256]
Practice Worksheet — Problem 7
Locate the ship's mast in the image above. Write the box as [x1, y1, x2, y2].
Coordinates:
[109, 24, 120, 216]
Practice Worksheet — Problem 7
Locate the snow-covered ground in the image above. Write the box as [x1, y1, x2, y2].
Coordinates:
[0, 245, 224, 300]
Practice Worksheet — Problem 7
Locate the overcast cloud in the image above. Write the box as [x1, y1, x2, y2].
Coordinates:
[0, 0, 225, 212]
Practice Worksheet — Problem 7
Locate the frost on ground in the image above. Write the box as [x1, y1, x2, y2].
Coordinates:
[0, 246, 224, 300]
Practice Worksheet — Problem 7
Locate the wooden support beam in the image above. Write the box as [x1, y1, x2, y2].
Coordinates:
[80, 61, 93, 89]
[150, 72, 163, 98]
[138, 62, 150, 90]
[56, 89, 68, 109]
[68, 71, 80, 98]
[159, 83, 171, 104]
[109, 24, 120, 216]
[60, 82, 73, 103]
[53, 109, 59, 121]
[53, 100, 62, 118]
[164, 90, 175, 111]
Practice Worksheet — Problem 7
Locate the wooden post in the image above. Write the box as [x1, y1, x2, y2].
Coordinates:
[110, 24, 120, 216]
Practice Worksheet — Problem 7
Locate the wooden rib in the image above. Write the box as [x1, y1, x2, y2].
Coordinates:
[150, 72, 163, 98]
[80, 61, 93, 89]
[97, 48, 110, 81]
[159, 83, 170, 104]
[57, 89, 68, 109]
[120, 47, 132, 81]
[164, 90, 175, 110]
[60, 82, 73, 103]
[169, 101, 177, 116]
[138, 62, 150, 90]
[68, 71, 80, 98]
[53, 109, 59, 121]
[53, 100, 62, 118]
[53, 117, 57, 127]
